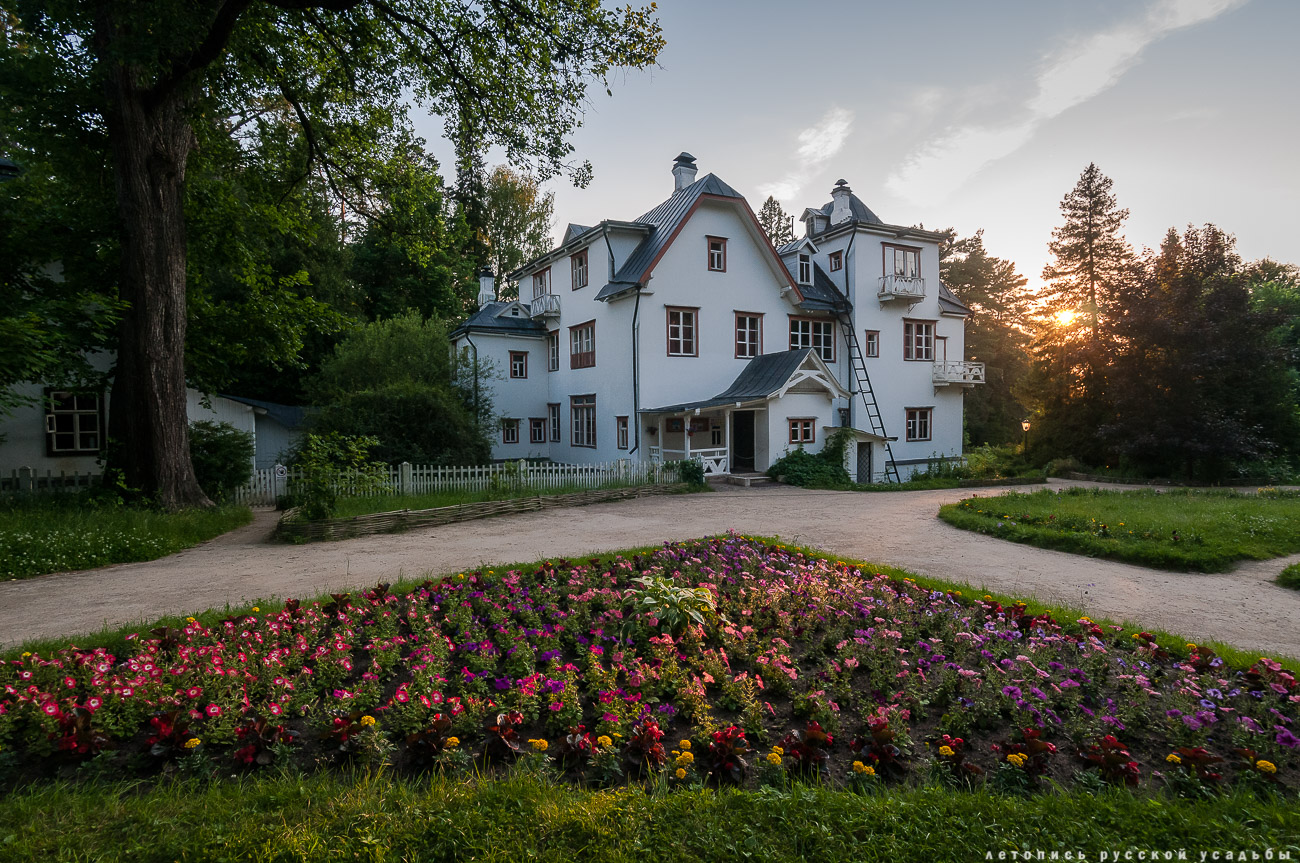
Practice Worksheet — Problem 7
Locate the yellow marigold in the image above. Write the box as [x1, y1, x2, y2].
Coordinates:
[186, 617, 196, 623]
[446, 737, 460, 748]
[183, 738, 201, 750]
[938, 745, 955, 757]
[597, 735, 613, 749]
[1006, 753, 1027, 768]
[770, 745, 784, 756]
[679, 740, 691, 751]
[252, 607, 260, 613]
[1186, 643, 1197, 650]
[675, 767, 687, 780]
[1256, 760, 1277, 774]
[765, 752, 782, 766]
[530, 739, 548, 753]
[983, 595, 992, 601]
[851, 760, 874, 775]
[675, 751, 694, 766]
[1165, 753, 1181, 765]
[359, 715, 376, 727]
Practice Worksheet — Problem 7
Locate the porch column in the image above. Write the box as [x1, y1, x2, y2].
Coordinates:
[657, 416, 664, 458]
[682, 413, 691, 461]
[723, 409, 732, 473]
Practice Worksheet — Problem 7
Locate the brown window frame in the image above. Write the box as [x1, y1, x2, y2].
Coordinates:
[571, 394, 597, 448]
[43, 389, 104, 456]
[531, 267, 552, 299]
[903, 319, 936, 362]
[529, 418, 547, 444]
[666, 306, 699, 357]
[569, 320, 596, 369]
[570, 249, 588, 290]
[735, 311, 763, 359]
[828, 250, 843, 272]
[882, 243, 922, 278]
[788, 418, 816, 445]
[547, 331, 559, 371]
[788, 315, 836, 363]
[616, 416, 629, 450]
[509, 350, 528, 379]
[707, 236, 727, 272]
[905, 407, 933, 442]
[501, 418, 520, 444]
[547, 403, 561, 442]
[864, 329, 880, 358]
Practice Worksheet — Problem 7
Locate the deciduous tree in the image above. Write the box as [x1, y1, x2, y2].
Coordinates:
[482, 165, 554, 300]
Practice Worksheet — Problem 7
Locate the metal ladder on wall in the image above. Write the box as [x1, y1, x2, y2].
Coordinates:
[837, 315, 901, 483]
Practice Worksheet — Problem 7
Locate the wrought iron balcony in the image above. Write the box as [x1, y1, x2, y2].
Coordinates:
[878, 274, 926, 302]
[932, 360, 986, 387]
[530, 292, 561, 318]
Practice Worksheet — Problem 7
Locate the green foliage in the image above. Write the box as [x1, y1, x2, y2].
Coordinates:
[482, 165, 555, 300]
[940, 487, 1300, 572]
[311, 382, 490, 467]
[311, 312, 456, 402]
[1278, 563, 1300, 591]
[625, 574, 719, 637]
[187, 421, 255, 503]
[672, 459, 707, 488]
[288, 433, 386, 521]
[756, 196, 795, 247]
[0, 497, 250, 580]
[767, 428, 853, 488]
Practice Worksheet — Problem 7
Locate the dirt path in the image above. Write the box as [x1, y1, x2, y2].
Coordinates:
[3, 480, 1298, 658]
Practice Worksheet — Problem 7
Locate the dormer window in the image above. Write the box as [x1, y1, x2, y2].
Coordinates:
[707, 237, 727, 272]
[532, 267, 552, 299]
[798, 254, 811, 285]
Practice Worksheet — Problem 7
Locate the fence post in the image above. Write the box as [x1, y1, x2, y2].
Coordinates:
[400, 461, 413, 496]
[18, 466, 33, 493]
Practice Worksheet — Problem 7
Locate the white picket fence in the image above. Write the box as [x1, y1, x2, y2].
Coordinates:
[231, 458, 684, 507]
[1, 468, 100, 494]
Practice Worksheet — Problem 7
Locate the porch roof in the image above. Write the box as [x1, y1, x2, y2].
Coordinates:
[641, 348, 848, 413]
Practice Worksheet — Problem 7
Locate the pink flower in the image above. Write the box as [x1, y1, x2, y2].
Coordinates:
[205, 703, 222, 717]
[550, 702, 564, 712]
[269, 703, 283, 715]
[186, 687, 202, 699]
[63, 676, 76, 689]
[41, 702, 59, 716]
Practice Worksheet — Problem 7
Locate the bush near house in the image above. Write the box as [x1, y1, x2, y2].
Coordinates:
[188, 420, 254, 502]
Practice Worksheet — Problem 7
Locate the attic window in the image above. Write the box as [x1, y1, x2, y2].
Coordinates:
[707, 236, 727, 272]
[798, 254, 811, 285]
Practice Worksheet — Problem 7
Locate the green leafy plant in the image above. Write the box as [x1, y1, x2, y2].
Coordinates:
[188, 420, 254, 502]
[288, 433, 386, 521]
[1278, 563, 1300, 591]
[625, 574, 719, 637]
[766, 427, 853, 488]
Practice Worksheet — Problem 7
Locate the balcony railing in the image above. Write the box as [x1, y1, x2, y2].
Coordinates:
[530, 293, 561, 318]
[649, 446, 729, 476]
[878, 274, 926, 302]
[932, 360, 986, 387]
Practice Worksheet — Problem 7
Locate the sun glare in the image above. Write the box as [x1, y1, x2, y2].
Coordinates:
[1053, 309, 1078, 327]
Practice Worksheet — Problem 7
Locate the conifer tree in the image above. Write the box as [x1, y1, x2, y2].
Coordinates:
[757, 196, 795, 247]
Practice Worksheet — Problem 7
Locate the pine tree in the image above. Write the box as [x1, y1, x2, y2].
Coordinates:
[1041, 163, 1136, 342]
[757, 196, 795, 247]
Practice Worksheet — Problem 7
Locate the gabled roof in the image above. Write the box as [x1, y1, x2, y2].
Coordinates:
[776, 236, 817, 256]
[450, 301, 548, 339]
[219, 395, 310, 430]
[641, 349, 849, 413]
[937, 282, 972, 316]
[782, 259, 850, 313]
[562, 223, 593, 244]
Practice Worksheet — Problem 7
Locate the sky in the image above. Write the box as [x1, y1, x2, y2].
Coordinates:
[413, 0, 1298, 291]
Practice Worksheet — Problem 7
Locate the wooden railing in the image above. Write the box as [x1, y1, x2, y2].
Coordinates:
[932, 360, 986, 386]
[878, 274, 926, 301]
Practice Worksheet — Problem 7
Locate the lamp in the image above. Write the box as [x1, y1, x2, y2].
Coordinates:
[1021, 419, 1031, 452]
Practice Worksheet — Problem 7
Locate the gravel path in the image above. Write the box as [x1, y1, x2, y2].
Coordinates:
[2, 480, 1298, 657]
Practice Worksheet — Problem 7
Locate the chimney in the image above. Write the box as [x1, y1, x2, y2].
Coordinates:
[476, 266, 496, 306]
[830, 179, 853, 225]
[672, 151, 698, 191]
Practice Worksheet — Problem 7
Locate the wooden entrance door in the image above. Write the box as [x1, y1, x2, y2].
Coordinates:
[732, 411, 755, 472]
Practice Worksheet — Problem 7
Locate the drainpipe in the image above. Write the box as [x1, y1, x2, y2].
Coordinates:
[629, 286, 642, 455]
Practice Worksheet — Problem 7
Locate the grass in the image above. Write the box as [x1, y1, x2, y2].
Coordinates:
[1279, 563, 1300, 591]
[0, 497, 252, 581]
[1, 771, 1298, 862]
[938, 487, 1300, 572]
[330, 479, 675, 519]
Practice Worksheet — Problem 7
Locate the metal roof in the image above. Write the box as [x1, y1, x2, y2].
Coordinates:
[450, 301, 549, 338]
[781, 258, 850, 313]
[562, 223, 593, 244]
[937, 281, 972, 316]
[815, 191, 883, 226]
[219, 395, 311, 430]
[642, 349, 835, 413]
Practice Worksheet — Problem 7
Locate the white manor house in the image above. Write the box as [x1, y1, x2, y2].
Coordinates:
[450, 153, 984, 483]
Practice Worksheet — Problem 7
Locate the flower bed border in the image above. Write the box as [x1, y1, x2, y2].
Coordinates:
[275, 482, 689, 542]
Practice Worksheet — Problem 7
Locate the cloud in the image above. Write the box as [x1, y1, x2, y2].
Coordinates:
[885, 0, 1249, 204]
[760, 107, 854, 203]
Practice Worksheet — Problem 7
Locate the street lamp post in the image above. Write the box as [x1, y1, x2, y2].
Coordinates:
[1021, 419, 1031, 453]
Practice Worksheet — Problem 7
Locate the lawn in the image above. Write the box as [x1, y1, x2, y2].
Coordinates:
[1280, 563, 1300, 591]
[0, 497, 252, 580]
[938, 487, 1300, 572]
[329, 478, 671, 519]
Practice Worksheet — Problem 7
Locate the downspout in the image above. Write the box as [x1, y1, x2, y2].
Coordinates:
[602, 226, 643, 456]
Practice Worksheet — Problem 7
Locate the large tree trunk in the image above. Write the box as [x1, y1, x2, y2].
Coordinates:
[97, 13, 212, 510]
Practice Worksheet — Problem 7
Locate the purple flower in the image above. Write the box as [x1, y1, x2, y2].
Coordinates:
[1002, 685, 1023, 700]
[1206, 688, 1223, 700]
[1030, 687, 1047, 701]
[1239, 716, 1263, 733]
[1166, 709, 1183, 718]
[1276, 726, 1300, 749]
[493, 678, 512, 691]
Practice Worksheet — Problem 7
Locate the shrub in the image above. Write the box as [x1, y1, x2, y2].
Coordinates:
[672, 459, 706, 488]
[188, 421, 254, 502]
[288, 433, 386, 521]
[310, 381, 491, 466]
[767, 428, 852, 488]
[1279, 563, 1300, 591]
[1044, 456, 1085, 477]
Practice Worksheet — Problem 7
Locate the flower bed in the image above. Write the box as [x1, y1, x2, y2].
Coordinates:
[1, 535, 1297, 797]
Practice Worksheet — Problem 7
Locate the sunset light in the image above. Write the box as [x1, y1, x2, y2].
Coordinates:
[1054, 309, 1078, 327]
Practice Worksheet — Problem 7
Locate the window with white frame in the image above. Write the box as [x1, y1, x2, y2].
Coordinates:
[903, 320, 934, 361]
[571, 394, 596, 447]
[571, 250, 588, 290]
[707, 237, 727, 271]
[667, 307, 698, 356]
[529, 418, 546, 444]
[547, 331, 559, 371]
[864, 329, 880, 358]
[501, 418, 520, 444]
[798, 254, 811, 285]
[616, 416, 629, 450]
[548, 403, 561, 442]
[735, 313, 762, 358]
[788, 418, 815, 444]
[509, 351, 527, 379]
[570, 320, 595, 368]
[711, 424, 723, 447]
[884, 245, 920, 278]
[44, 390, 102, 455]
[829, 251, 843, 272]
[531, 267, 551, 299]
[789, 317, 835, 362]
[905, 408, 932, 442]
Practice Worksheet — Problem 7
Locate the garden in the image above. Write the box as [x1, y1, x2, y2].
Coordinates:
[3, 535, 1298, 858]
[939, 487, 1300, 572]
